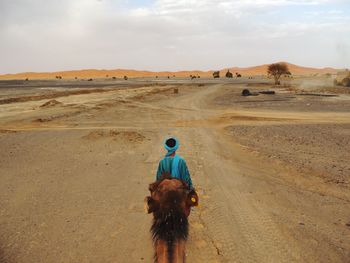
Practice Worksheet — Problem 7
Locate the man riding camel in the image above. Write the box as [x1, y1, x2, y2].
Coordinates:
[156, 137, 194, 190]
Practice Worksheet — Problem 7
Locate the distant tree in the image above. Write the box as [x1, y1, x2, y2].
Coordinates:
[225, 70, 233, 78]
[267, 63, 289, 85]
[213, 71, 220, 78]
[124, 76, 128, 80]
[235, 72, 241, 78]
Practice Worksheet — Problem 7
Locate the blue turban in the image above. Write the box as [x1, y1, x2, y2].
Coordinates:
[164, 137, 179, 157]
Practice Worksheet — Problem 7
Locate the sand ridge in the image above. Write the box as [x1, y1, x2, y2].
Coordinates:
[0, 62, 340, 80]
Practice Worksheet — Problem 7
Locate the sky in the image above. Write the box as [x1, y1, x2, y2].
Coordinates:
[0, 0, 349, 73]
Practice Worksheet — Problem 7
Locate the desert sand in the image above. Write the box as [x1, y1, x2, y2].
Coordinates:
[0, 62, 340, 80]
[0, 76, 350, 262]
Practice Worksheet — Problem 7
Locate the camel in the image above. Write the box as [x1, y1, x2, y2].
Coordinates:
[145, 173, 198, 263]
[226, 70, 233, 78]
[213, 71, 220, 78]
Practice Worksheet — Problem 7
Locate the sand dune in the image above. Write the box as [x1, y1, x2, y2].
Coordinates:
[0, 62, 340, 80]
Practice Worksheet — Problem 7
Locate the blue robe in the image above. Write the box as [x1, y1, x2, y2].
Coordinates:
[156, 155, 193, 190]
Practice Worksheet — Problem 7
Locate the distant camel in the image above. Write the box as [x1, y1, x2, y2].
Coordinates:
[213, 71, 220, 78]
[145, 173, 198, 263]
[226, 70, 233, 78]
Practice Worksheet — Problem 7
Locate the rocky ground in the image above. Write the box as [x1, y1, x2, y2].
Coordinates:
[1, 78, 350, 263]
[227, 124, 350, 187]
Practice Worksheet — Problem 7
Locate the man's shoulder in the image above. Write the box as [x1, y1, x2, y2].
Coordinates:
[159, 155, 186, 163]
[177, 156, 187, 164]
[159, 157, 172, 164]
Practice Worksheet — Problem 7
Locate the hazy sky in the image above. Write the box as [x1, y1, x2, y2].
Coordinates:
[0, 0, 349, 73]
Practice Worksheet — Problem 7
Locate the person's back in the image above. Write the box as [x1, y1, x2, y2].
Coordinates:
[156, 137, 194, 190]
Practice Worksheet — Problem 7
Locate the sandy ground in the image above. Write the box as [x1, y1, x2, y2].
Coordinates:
[0, 78, 350, 263]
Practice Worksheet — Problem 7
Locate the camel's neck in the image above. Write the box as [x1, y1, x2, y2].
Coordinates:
[152, 208, 188, 263]
[155, 239, 185, 263]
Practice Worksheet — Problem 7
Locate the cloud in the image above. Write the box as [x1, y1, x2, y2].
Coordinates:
[0, 0, 349, 73]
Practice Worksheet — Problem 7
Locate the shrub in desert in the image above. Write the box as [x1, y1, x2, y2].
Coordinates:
[267, 62, 289, 85]
[25, 78, 29, 81]
[124, 76, 128, 80]
[213, 71, 220, 78]
[106, 74, 109, 78]
[88, 78, 93, 81]
[112, 76, 116, 80]
[191, 76, 197, 79]
[197, 76, 200, 78]
[75, 77, 78, 79]
[226, 70, 233, 78]
[167, 76, 170, 79]
[235, 72, 242, 78]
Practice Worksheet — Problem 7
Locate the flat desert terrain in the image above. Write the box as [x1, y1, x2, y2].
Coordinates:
[0, 77, 350, 262]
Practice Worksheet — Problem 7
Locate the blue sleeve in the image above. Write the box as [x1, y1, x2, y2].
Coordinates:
[156, 161, 162, 181]
[179, 159, 193, 190]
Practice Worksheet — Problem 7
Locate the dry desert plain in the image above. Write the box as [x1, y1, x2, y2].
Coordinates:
[0, 76, 350, 262]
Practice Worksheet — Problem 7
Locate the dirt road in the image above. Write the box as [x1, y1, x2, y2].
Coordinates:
[1, 82, 349, 262]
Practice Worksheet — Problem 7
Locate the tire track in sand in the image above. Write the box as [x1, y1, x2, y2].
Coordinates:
[165, 85, 302, 262]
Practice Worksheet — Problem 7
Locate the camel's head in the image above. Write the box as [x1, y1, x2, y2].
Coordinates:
[145, 174, 198, 215]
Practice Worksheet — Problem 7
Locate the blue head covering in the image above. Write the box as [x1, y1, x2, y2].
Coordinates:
[164, 137, 179, 157]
